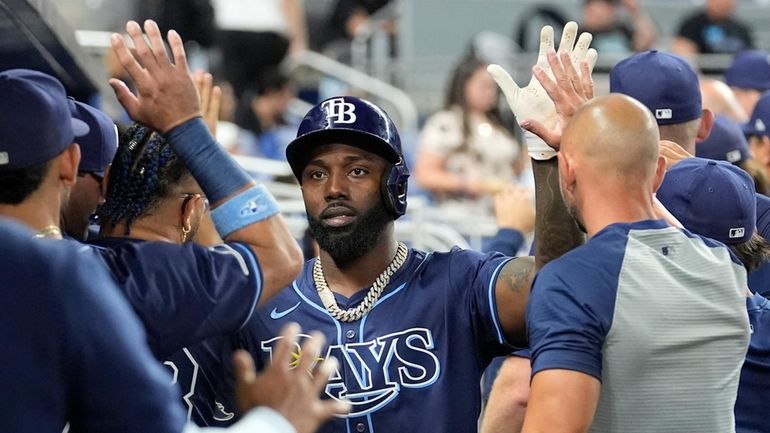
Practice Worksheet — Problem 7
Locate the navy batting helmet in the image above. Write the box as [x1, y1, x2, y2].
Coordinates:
[286, 96, 409, 218]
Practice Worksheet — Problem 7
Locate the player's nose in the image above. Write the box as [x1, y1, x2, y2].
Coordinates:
[324, 170, 349, 201]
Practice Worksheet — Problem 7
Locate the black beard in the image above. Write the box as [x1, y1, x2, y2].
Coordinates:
[307, 200, 393, 268]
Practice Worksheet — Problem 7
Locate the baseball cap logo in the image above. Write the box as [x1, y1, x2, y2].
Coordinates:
[322, 98, 357, 124]
[726, 150, 742, 163]
[729, 227, 745, 239]
[756, 119, 766, 132]
[655, 109, 673, 120]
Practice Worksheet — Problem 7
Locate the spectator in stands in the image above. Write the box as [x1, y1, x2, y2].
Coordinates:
[233, 68, 298, 161]
[581, 0, 656, 54]
[136, 0, 215, 50]
[212, 0, 307, 100]
[415, 56, 523, 215]
[320, 0, 396, 61]
[673, 0, 753, 56]
[725, 50, 770, 117]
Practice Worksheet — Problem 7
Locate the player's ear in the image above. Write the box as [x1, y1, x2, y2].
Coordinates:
[651, 155, 667, 193]
[696, 109, 715, 143]
[58, 143, 81, 187]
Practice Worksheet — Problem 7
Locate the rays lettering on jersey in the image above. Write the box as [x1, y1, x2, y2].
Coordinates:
[261, 328, 440, 416]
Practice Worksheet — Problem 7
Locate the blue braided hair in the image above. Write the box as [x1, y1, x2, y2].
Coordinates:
[95, 123, 192, 234]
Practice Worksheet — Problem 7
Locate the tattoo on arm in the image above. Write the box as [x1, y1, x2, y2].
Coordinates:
[532, 159, 584, 271]
[499, 256, 535, 294]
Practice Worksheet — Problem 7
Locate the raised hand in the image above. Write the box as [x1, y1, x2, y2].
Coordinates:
[234, 323, 350, 433]
[523, 46, 597, 149]
[659, 139, 694, 170]
[193, 71, 222, 135]
[487, 22, 598, 157]
[109, 20, 201, 134]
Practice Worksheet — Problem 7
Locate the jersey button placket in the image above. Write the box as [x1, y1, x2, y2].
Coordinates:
[346, 329, 356, 340]
[355, 422, 366, 432]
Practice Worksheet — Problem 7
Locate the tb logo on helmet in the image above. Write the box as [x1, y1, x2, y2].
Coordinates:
[322, 98, 357, 124]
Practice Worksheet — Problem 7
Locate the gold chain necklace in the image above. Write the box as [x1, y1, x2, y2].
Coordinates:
[32, 225, 63, 239]
[313, 242, 409, 322]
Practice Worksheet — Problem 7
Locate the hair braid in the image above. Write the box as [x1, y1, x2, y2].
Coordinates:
[95, 123, 192, 234]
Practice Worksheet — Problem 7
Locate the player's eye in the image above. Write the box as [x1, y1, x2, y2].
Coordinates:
[349, 167, 368, 177]
[307, 170, 327, 180]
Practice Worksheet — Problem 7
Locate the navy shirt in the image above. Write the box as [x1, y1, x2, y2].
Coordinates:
[87, 238, 263, 359]
[244, 247, 514, 433]
[736, 293, 770, 433]
[0, 220, 186, 433]
[163, 247, 517, 431]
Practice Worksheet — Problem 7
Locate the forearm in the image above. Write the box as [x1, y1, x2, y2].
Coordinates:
[532, 158, 583, 271]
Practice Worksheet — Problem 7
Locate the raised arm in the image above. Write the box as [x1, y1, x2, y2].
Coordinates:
[109, 20, 302, 303]
[489, 22, 595, 341]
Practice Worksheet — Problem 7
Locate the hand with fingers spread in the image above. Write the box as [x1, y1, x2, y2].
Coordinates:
[193, 71, 222, 135]
[659, 139, 694, 170]
[234, 323, 350, 433]
[109, 20, 201, 134]
[524, 47, 597, 149]
[488, 21, 598, 158]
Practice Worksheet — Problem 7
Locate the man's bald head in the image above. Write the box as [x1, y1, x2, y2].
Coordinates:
[562, 94, 661, 183]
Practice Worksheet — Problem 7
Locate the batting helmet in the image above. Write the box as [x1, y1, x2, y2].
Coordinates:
[286, 96, 409, 218]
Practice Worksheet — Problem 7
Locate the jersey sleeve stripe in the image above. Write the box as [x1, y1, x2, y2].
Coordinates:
[227, 242, 263, 330]
[488, 257, 515, 345]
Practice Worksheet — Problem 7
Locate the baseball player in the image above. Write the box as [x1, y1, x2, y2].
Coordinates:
[524, 93, 749, 432]
[61, 98, 118, 240]
[652, 157, 770, 433]
[78, 20, 304, 360]
[0, 218, 343, 433]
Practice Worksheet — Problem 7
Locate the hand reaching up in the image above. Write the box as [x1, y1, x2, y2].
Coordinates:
[488, 22, 598, 157]
[109, 20, 201, 134]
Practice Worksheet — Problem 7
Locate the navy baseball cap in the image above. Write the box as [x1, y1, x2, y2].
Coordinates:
[69, 99, 118, 176]
[743, 91, 770, 137]
[724, 50, 770, 91]
[610, 50, 702, 125]
[696, 114, 750, 164]
[0, 69, 89, 168]
[657, 157, 755, 245]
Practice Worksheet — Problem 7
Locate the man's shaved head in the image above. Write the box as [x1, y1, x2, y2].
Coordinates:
[562, 94, 660, 181]
[559, 94, 664, 231]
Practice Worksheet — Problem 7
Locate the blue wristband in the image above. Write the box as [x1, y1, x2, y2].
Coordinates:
[210, 185, 280, 237]
[164, 118, 252, 203]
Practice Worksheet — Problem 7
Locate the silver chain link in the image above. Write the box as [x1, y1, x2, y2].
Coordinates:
[313, 242, 409, 322]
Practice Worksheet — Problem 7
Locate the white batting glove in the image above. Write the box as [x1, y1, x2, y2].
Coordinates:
[488, 22, 597, 160]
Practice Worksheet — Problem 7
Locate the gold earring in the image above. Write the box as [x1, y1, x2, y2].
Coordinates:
[180, 224, 191, 243]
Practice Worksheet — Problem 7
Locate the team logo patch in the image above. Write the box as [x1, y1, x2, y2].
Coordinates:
[726, 149, 742, 163]
[655, 108, 672, 120]
[322, 98, 357, 124]
[729, 227, 745, 239]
